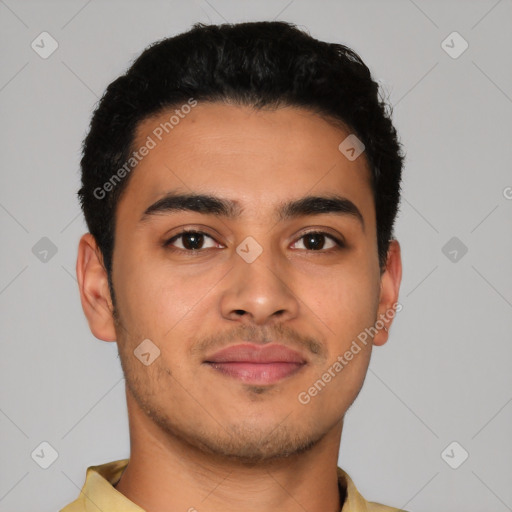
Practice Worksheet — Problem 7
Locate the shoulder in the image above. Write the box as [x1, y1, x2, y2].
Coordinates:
[366, 502, 409, 512]
[59, 498, 84, 512]
[338, 466, 408, 512]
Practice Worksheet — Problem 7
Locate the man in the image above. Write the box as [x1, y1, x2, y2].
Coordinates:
[63, 20, 406, 512]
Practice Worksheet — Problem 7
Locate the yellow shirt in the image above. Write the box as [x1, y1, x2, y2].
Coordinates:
[59, 459, 408, 512]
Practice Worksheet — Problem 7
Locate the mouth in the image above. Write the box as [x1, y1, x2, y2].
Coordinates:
[204, 343, 307, 385]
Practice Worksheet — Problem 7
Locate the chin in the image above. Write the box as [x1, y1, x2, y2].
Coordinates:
[179, 415, 327, 465]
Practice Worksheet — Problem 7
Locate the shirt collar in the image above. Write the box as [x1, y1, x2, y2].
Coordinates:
[337, 466, 374, 511]
[68, 459, 382, 512]
[77, 459, 144, 512]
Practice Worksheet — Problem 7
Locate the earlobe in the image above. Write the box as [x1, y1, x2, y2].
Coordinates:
[373, 239, 402, 347]
[76, 233, 117, 342]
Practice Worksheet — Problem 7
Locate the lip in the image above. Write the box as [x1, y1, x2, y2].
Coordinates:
[204, 343, 307, 385]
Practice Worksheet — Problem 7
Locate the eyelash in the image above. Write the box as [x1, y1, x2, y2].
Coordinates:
[163, 229, 345, 254]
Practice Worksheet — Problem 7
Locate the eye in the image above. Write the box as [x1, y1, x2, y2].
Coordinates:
[163, 229, 344, 254]
[291, 231, 344, 251]
[164, 230, 221, 251]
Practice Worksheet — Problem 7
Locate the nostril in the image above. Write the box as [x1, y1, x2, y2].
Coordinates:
[234, 310, 246, 316]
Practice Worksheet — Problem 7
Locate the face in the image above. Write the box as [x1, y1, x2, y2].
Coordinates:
[78, 102, 401, 463]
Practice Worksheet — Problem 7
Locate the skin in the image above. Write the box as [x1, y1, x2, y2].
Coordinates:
[76, 102, 402, 512]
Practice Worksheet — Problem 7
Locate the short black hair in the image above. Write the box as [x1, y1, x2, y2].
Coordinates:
[78, 20, 404, 296]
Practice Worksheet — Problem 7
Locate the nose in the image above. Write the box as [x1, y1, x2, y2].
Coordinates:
[219, 246, 300, 326]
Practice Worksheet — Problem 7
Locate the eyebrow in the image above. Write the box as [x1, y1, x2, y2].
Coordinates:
[140, 192, 365, 230]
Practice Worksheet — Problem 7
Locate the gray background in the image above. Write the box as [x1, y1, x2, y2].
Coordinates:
[1, 0, 511, 511]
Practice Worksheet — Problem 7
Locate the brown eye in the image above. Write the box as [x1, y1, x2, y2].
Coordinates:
[291, 232, 344, 251]
[164, 231, 218, 251]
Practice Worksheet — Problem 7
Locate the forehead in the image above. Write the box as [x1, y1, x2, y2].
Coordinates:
[118, 102, 375, 225]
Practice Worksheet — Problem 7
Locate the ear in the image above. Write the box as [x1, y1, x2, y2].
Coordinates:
[373, 239, 402, 347]
[76, 233, 117, 342]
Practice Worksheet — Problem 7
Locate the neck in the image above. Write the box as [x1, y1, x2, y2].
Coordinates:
[114, 393, 346, 512]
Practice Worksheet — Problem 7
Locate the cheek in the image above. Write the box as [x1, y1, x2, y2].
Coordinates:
[304, 265, 379, 345]
[115, 253, 224, 344]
